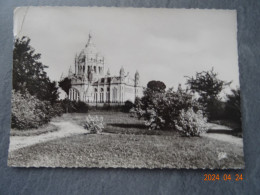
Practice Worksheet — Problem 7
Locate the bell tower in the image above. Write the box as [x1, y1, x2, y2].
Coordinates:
[135, 70, 140, 86]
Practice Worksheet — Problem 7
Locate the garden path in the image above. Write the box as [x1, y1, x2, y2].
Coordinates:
[9, 121, 86, 152]
[203, 123, 243, 147]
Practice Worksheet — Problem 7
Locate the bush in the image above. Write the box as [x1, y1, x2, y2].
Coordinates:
[61, 99, 89, 113]
[122, 100, 134, 113]
[11, 90, 53, 130]
[175, 108, 208, 137]
[132, 85, 205, 130]
[48, 102, 64, 117]
[83, 115, 104, 134]
[74, 101, 89, 113]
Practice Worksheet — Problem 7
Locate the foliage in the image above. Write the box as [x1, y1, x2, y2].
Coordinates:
[49, 102, 64, 117]
[122, 100, 134, 113]
[58, 77, 72, 95]
[133, 84, 205, 130]
[207, 98, 226, 120]
[83, 115, 104, 134]
[12, 37, 63, 130]
[45, 81, 60, 105]
[175, 108, 208, 137]
[12, 36, 62, 130]
[13, 36, 59, 102]
[225, 88, 241, 127]
[11, 90, 54, 130]
[74, 101, 90, 113]
[186, 68, 231, 101]
[61, 99, 89, 113]
[147, 80, 166, 92]
[185, 68, 231, 118]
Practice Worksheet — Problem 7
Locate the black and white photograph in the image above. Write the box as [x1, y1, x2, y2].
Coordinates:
[8, 7, 244, 168]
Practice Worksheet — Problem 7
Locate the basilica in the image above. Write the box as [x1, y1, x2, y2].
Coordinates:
[64, 34, 143, 106]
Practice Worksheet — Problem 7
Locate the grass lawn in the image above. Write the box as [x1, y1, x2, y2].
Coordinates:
[8, 111, 245, 169]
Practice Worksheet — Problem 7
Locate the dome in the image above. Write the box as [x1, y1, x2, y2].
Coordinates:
[78, 50, 86, 60]
[83, 33, 98, 57]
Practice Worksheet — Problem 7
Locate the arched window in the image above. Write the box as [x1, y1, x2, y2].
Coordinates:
[113, 87, 117, 102]
[83, 92, 88, 102]
[69, 88, 80, 101]
[106, 87, 110, 102]
[94, 88, 98, 102]
[100, 88, 104, 102]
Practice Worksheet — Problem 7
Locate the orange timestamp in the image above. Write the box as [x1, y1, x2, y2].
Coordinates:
[204, 174, 243, 181]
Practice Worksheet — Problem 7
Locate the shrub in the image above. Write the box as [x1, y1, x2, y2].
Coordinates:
[143, 108, 166, 130]
[48, 102, 64, 117]
[133, 85, 205, 130]
[74, 101, 89, 113]
[175, 108, 208, 136]
[61, 99, 89, 113]
[11, 90, 53, 130]
[122, 100, 134, 113]
[83, 115, 104, 134]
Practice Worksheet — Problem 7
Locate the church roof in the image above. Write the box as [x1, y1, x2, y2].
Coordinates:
[78, 33, 100, 59]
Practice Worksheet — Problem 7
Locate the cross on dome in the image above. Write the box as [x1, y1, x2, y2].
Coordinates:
[85, 32, 94, 48]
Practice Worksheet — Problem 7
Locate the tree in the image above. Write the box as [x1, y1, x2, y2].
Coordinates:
[147, 80, 166, 92]
[58, 77, 72, 113]
[58, 77, 72, 96]
[225, 88, 241, 126]
[140, 80, 166, 113]
[186, 68, 231, 118]
[45, 81, 60, 105]
[12, 36, 62, 129]
[133, 84, 204, 130]
[13, 36, 52, 101]
[186, 68, 231, 102]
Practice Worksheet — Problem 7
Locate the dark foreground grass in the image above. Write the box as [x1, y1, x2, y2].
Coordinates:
[8, 133, 244, 168]
[8, 111, 244, 168]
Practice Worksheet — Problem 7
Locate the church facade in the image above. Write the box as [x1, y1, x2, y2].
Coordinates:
[64, 34, 143, 106]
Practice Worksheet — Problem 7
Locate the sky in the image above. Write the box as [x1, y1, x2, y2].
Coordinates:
[14, 7, 240, 97]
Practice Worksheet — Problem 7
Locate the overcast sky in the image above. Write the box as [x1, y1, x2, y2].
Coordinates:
[14, 7, 239, 96]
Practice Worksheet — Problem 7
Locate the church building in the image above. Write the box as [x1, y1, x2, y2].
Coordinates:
[64, 34, 143, 106]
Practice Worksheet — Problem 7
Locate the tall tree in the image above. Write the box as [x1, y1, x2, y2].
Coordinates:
[45, 81, 60, 104]
[147, 80, 166, 92]
[13, 36, 55, 101]
[225, 88, 241, 126]
[140, 80, 166, 111]
[185, 68, 231, 118]
[58, 77, 72, 96]
[58, 77, 72, 113]
[186, 68, 231, 102]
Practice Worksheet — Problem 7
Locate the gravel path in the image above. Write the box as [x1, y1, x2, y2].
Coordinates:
[202, 133, 243, 147]
[203, 123, 243, 147]
[9, 121, 86, 152]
